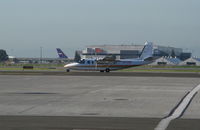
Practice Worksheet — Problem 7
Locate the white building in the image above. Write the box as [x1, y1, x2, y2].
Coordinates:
[150, 57, 181, 66]
[179, 57, 200, 66]
[81, 42, 183, 59]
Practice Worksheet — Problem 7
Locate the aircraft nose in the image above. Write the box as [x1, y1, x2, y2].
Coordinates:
[64, 64, 70, 68]
[64, 63, 78, 68]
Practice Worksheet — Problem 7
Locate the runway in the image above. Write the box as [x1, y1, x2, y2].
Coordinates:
[0, 73, 200, 130]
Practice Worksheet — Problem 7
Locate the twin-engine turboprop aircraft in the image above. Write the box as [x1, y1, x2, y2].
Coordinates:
[62, 42, 154, 72]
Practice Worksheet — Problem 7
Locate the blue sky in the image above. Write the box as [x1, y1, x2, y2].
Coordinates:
[0, 0, 200, 58]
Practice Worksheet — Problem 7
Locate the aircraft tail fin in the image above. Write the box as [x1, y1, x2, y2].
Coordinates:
[139, 42, 153, 60]
[56, 48, 68, 58]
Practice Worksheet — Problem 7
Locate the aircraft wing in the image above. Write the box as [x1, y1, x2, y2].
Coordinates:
[96, 55, 117, 64]
[102, 54, 116, 61]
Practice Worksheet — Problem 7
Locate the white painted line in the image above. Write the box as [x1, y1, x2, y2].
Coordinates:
[154, 84, 200, 130]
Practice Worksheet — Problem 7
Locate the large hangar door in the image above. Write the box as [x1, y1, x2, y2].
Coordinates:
[120, 50, 139, 59]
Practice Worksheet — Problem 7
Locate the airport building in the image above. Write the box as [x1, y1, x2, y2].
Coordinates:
[81, 43, 190, 60]
[179, 57, 200, 66]
[149, 57, 182, 66]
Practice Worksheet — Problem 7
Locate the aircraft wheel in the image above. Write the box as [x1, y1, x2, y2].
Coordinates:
[100, 70, 104, 72]
[66, 69, 70, 72]
[105, 68, 110, 73]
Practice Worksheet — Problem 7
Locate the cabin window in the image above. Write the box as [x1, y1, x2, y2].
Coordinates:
[87, 61, 90, 64]
[91, 61, 94, 64]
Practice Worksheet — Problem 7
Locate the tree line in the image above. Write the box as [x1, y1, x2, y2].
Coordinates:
[0, 49, 8, 62]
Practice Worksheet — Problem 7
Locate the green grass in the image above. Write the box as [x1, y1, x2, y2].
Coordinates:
[119, 68, 200, 73]
[0, 68, 22, 71]
[0, 63, 65, 67]
[0, 67, 64, 71]
[134, 65, 200, 69]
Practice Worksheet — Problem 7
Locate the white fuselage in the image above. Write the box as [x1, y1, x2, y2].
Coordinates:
[64, 58, 151, 71]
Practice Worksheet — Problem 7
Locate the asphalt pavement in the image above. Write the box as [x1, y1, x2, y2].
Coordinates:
[0, 72, 199, 130]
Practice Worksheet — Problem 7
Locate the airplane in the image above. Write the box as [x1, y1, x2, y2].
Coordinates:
[56, 48, 68, 59]
[64, 42, 154, 72]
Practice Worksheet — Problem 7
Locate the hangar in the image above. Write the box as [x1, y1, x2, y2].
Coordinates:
[179, 57, 200, 66]
[149, 57, 181, 66]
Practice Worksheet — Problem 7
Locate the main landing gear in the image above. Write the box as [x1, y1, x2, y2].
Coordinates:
[105, 68, 110, 73]
[100, 68, 110, 73]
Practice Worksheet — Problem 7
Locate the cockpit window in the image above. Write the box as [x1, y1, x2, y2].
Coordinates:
[79, 59, 85, 64]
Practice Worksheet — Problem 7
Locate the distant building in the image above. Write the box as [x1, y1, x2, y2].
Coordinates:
[179, 57, 200, 66]
[150, 57, 181, 66]
[166, 57, 182, 65]
[179, 52, 192, 61]
[81, 42, 188, 60]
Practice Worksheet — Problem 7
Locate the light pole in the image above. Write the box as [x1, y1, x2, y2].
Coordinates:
[40, 47, 43, 64]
